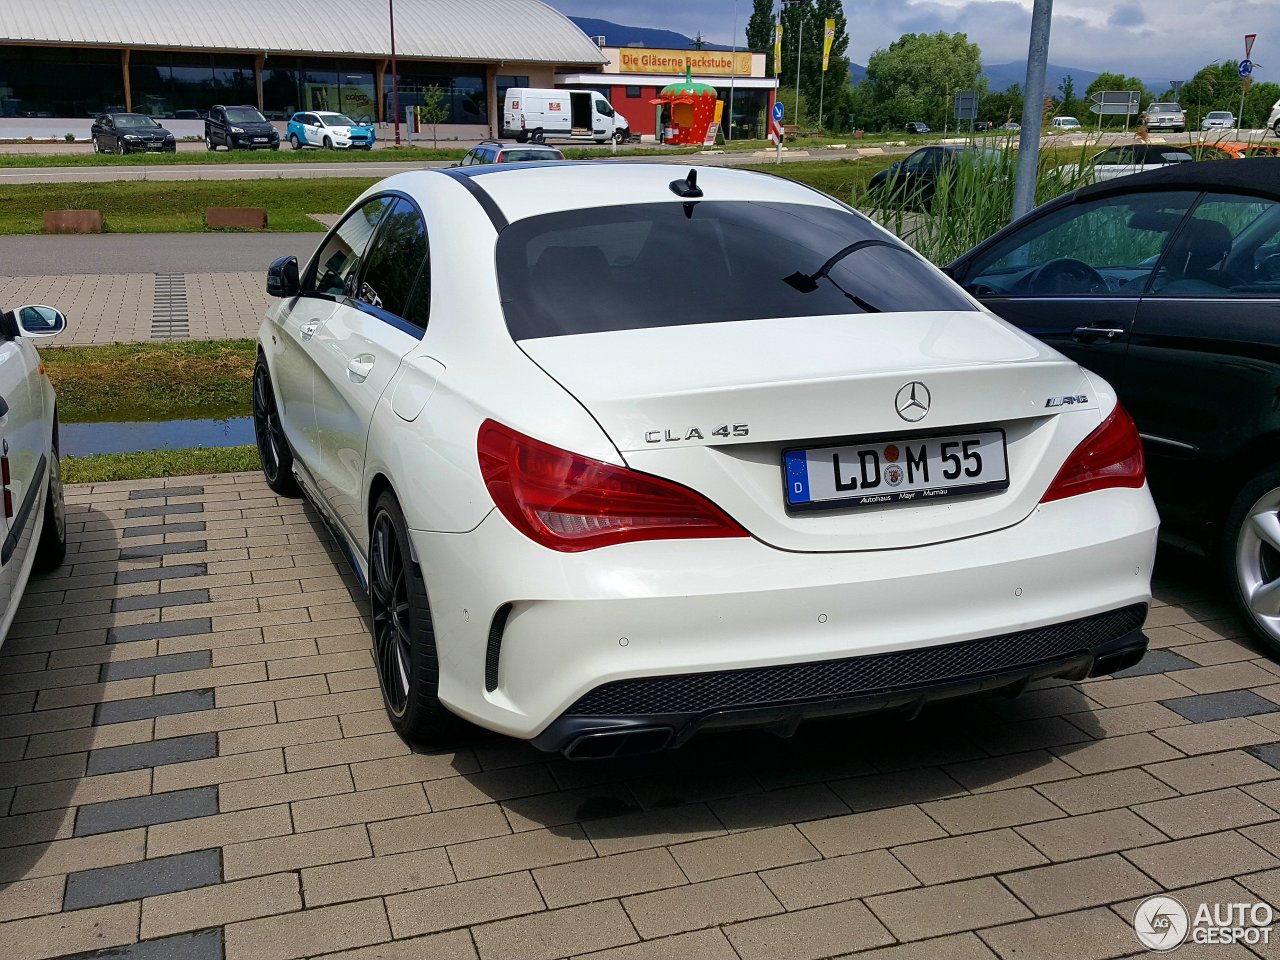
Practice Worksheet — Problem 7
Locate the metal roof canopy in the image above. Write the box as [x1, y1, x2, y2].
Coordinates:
[0, 0, 607, 65]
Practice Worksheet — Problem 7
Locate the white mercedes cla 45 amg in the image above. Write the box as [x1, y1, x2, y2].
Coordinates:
[254, 163, 1158, 758]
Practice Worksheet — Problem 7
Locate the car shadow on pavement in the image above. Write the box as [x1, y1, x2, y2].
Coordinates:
[0, 506, 125, 901]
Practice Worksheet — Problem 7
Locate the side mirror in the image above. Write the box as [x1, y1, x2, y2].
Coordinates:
[266, 256, 300, 298]
[15, 305, 66, 338]
[889, 160, 902, 172]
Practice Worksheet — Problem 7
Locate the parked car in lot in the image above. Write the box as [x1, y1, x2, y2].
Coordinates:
[1067, 144, 1195, 182]
[205, 105, 280, 151]
[1202, 111, 1237, 131]
[286, 111, 375, 150]
[0, 305, 67, 645]
[999, 121, 1021, 132]
[1050, 116, 1082, 131]
[1144, 102, 1186, 132]
[1270, 98, 1280, 136]
[455, 141, 564, 165]
[973, 120, 995, 132]
[253, 163, 1157, 756]
[90, 113, 176, 154]
[946, 159, 1280, 655]
[867, 145, 1003, 205]
[903, 121, 931, 134]
[1186, 141, 1280, 161]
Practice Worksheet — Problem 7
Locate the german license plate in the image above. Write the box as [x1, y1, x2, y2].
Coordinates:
[254, 138, 268, 143]
[784, 430, 1008, 510]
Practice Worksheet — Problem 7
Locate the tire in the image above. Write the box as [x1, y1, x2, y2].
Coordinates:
[271, 142, 280, 151]
[115, 139, 125, 156]
[369, 490, 458, 742]
[289, 133, 301, 150]
[531, 129, 544, 144]
[91, 137, 100, 154]
[205, 135, 216, 151]
[323, 136, 333, 149]
[1223, 466, 1280, 658]
[33, 421, 66, 573]
[252, 357, 299, 497]
[613, 129, 626, 145]
[1273, 121, 1280, 138]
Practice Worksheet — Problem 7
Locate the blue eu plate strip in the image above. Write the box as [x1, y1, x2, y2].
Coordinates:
[785, 450, 811, 504]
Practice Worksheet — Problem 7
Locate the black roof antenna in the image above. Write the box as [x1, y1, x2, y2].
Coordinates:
[669, 169, 703, 198]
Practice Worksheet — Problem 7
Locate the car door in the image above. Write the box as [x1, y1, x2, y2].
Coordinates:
[100, 116, 118, 151]
[274, 196, 394, 476]
[310, 115, 328, 144]
[0, 333, 49, 608]
[951, 189, 1201, 393]
[1127, 190, 1280, 533]
[309, 195, 429, 541]
[91, 116, 105, 150]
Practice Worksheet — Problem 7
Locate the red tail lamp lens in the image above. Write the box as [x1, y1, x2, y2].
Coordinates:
[1041, 404, 1145, 503]
[477, 419, 747, 552]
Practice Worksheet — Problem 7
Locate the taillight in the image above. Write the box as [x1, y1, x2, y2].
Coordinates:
[1041, 404, 1145, 503]
[477, 419, 747, 552]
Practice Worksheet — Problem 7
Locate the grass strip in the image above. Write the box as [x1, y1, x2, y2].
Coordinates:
[0, 178, 375, 234]
[42, 340, 257, 422]
[63, 445, 259, 484]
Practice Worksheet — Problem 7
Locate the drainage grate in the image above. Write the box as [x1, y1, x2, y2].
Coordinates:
[151, 273, 190, 340]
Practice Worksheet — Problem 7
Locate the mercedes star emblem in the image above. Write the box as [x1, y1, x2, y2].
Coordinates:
[895, 381, 930, 422]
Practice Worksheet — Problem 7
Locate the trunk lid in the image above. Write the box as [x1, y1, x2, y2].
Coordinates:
[519, 311, 1103, 552]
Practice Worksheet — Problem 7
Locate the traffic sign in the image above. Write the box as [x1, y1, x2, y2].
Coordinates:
[772, 102, 785, 122]
[1088, 90, 1141, 115]
[1240, 59, 1254, 78]
[953, 91, 979, 122]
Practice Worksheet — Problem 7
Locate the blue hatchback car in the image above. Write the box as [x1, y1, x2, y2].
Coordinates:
[286, 111, 376, 150]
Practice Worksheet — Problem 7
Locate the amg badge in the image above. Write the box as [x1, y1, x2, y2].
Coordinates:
[1045, 395, 1089, 408]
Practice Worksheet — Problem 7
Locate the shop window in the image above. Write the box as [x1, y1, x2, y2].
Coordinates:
[385, 65, 489, 124]
[0, 47, 124, 118]
[626, 86, 641, 98]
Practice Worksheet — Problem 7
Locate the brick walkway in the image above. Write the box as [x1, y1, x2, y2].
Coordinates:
[0, 474, 1279, 959]
[0, 273, 265, 344]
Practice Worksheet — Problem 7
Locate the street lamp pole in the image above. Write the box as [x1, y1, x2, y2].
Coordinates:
[728, 0, 737, 142]
[390, 0, 401, 145]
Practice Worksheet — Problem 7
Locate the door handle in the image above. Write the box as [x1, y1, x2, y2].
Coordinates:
[1072, 325, 1125, 343]
[347, 356, 375, 382]
[300, 321, 319, 341]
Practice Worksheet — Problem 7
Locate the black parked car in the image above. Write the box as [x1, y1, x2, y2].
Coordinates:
[204, 104, 280, 151]
[946, 159, 1280, 654]
[90, 113, 176, 154]
[904, 121, 931, 134]
[868, 145, 1003, 205]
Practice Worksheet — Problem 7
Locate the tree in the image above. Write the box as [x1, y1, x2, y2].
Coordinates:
[1245, 81, 1280, 130]
[1056, 74, 1081, 118]
[746, 0, 777, 74]
[859, 32, 984, 131]
[1177, 60, 1277, 127]
[415, 85, 449, 148]
[766, 0, 853, 129]
[983, 83, 1024, 127]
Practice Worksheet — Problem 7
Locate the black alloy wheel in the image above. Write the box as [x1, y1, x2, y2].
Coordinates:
[369, 491, 457, 742]
[115, 139, 125, 155]
[251, 358, 299, 496]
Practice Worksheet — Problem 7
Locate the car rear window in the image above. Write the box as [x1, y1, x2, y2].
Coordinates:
[496, 201, 976, 340]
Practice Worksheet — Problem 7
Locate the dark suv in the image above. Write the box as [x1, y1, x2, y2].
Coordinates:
[204, 105, 280, 151]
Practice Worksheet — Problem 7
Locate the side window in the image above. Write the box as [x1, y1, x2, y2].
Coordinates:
[1093, 148, 1130, 165]
[355, 198, 429, 326]
[596, 99, 614, 118]
[306, 196, 394, 297]
[961, 191, 1200, 297]
[901, 149, 931, 172]
[1150, 193, 1280, 297]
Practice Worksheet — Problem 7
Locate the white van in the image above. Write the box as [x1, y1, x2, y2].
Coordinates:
[503, 88, 629, 144]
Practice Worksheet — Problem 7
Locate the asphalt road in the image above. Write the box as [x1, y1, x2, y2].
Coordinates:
[0, 232, 321, 276]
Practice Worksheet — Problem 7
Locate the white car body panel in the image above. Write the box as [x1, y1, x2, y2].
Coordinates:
[1269, 99, 1280, 132]
[0, 325, 60, 646]
[258, 163, 1158, 748]
[502, 87, 627, 142]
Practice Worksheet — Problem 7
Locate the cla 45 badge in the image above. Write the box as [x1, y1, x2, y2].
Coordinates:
[645, 424, 749, 443]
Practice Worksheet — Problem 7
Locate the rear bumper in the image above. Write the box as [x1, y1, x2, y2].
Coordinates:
[410, 486, 1159, 745]
[533, 608, 1147, 757]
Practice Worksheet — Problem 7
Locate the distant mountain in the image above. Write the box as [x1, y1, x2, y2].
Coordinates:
[983, 61, 1102, 94]
[849, 62, 866, 84]
[567, 17, 733, 51]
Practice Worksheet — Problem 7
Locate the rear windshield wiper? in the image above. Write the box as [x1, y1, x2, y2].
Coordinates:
[783, 238, 906, 313]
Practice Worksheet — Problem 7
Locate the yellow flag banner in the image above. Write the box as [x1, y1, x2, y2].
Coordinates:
[774, 23, 783, 77]
[822, 19, 836, 72]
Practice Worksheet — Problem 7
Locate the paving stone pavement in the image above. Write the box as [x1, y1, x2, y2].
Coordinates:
[0, 472, 1278, 959]
[0, 273, 265, 344]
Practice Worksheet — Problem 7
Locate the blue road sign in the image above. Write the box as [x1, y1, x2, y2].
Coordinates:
[1240, 59, 1253, 78]
[772, 101, 785, 122]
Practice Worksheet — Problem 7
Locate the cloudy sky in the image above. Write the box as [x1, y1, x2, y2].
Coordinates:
[545, 0, 1277, 80]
